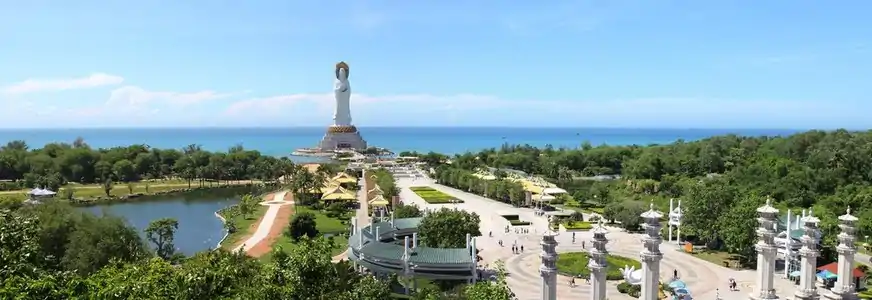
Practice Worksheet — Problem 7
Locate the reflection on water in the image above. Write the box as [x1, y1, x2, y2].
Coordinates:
[81, 186, 257, 256]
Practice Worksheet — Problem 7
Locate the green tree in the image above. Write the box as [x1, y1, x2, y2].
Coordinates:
[717, 195, 762, 265]
[102, 179, 113, 197]
[418, 207, 481, 248]
[287, 211, 319, 241]
[145, 218, 179, 260]
[394, 203, 424, 218]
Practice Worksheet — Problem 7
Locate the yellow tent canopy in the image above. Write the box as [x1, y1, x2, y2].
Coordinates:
[331, 172, 357, 184]
[321, 185, 356, 201]
[369, 194, 390, 206]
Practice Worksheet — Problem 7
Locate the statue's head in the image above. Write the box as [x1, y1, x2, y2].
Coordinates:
[335, 61, 350, 80]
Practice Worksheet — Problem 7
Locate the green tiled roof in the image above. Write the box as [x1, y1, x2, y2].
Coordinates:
[410, 248, 472, 265]
[361, 242, 406, 260]
[351, 217, 474, 265]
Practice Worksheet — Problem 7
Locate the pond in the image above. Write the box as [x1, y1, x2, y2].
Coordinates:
[80, 186, 257, 256]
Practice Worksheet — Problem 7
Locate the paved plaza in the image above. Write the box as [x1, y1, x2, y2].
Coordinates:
[395, 176, 802, 300]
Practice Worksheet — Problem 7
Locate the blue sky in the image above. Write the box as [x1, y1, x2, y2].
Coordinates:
[1, 1, 870, 129]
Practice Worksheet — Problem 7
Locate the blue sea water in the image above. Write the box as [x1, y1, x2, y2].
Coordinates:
[0, 127, 801, 156]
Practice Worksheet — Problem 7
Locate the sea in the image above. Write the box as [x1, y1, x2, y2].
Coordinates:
[0, 127, 801, 157]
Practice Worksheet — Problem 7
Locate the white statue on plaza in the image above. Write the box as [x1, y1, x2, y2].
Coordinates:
[333, 61, 352, 126]
[620, 265, 643, 285]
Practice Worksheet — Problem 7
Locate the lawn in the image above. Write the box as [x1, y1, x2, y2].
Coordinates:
[556, 252, 641, 280]
[2, 179, 254, 199]
[501, 214, 531, 226]
[220, 205, 269, 250]
[260, 205, 351, 261]
[551, 221, 592, 231]
[690, 250, 745, 269]
[409, 186, 463, 204]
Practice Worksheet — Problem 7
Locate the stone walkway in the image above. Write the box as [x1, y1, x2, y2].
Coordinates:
[396, 177, 801, 300]
[234, 190, 295, 253]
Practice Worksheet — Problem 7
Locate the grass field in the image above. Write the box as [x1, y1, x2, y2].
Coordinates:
[260, 206, 351, 261]
[219, 205, 270, 250]
[409, 186, 462, 204]
[0, 179, 257, 199]
[556, 252, 641, 280]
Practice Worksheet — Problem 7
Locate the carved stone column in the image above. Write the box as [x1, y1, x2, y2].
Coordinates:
[751, 198, 779, 300]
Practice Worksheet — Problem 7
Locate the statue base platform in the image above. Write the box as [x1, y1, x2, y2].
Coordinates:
[319, 125, 367, 150]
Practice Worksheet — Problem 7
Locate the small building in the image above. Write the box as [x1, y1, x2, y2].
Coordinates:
[816, 262, 866, 290]
[321, 185, 357, 203]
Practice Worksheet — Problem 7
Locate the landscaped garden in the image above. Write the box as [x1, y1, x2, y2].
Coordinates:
[263, 204, 353, 261]
[555, 252, 641, 280]
[409, 186, 463, 204]
[501, 214, 531, 226]
[550, 220, 593, 231]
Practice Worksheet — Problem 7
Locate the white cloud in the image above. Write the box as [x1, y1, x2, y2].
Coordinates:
[107, 86, 231, 109]
[221, 93, 869, 129]
[1, 73, 124, 94]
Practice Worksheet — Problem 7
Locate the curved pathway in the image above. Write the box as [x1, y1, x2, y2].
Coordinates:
[233, 190, 295, 254]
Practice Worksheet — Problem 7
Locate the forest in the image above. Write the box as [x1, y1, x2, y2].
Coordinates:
[0, 139, 514, 299]
[0, 139, 297, 192]
[403, 129, 872, 264]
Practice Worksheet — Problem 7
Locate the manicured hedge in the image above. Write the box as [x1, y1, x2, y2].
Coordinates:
[556, 252, 641, 280]
[501, 214, 530, 226]
[510, 220, 531, 226]
[409, 186, 463, 204]
[563, 221, 593, 231]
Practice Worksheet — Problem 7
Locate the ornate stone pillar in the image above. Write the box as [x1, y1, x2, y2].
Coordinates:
[826, 207, 859, 300]
[589, 219, 610, 300]
[640, 202, 663, 300]
[795, 209, 821, 300]
[751, 198, 779, 300]
[540, 229, 559, 300]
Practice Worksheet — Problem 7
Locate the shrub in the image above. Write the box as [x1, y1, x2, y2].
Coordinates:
[411, 187, 462, 204]
[500, 215, 520, 221]
[563, 221, 593, 231]
[556, 252, 641, 280]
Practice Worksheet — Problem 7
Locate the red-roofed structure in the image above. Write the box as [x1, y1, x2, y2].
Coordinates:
[817, 262, 866, 290]
[817, 262, 865, 278]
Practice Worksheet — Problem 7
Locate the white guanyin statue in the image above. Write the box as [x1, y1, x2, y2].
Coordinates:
[333, 62, 352, 126]
[620, 265, 643, 285]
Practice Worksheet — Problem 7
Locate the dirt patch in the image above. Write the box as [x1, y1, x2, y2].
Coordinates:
[247, 194, 296, 257]
[283, 192, 294, 202]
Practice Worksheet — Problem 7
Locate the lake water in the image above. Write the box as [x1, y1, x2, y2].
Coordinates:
[81, 186, 257, 255]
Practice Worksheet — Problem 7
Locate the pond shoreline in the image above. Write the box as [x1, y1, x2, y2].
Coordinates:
[68, 184, 261, 207]
[214, 211, 230, 250]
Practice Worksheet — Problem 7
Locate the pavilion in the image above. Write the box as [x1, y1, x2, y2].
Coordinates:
[348, 215, 478, 292]
[25, 188, 57, 204]
[368, 194, 390, 208]
[367, 184, 384, 200]
[321, 185, 356, 203]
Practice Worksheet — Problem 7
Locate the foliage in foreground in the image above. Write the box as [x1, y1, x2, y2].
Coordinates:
[1, 199, 513, 299]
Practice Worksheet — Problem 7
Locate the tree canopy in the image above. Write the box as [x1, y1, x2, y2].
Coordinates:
[411, 129, 872, 264]
[0, 140, 296, 192]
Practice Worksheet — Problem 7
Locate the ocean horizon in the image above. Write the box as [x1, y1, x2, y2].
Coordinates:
[0, 127, 807, 156]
